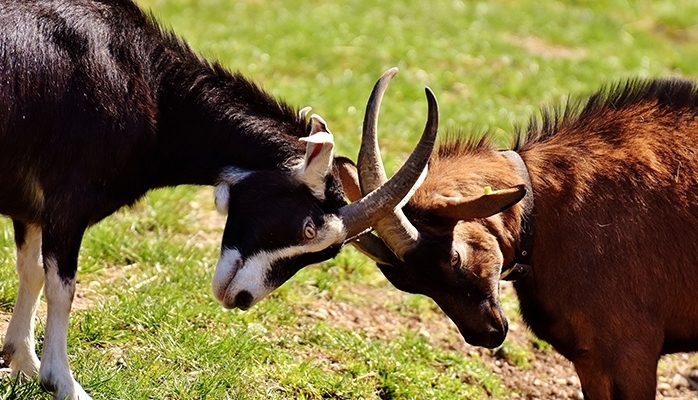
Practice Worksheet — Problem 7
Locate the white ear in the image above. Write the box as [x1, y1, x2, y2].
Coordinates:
[215, 167, 253, 215]
[298, 114, 335, 199]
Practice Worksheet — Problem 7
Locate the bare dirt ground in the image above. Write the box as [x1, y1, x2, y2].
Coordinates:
[304, 281, 698, 400]
[2, 280, 697, 399]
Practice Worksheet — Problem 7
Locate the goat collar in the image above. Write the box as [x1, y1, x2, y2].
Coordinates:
[499, 150, 534, 281]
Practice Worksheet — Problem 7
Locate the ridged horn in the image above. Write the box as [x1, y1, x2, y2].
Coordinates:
[338, 68, 438, 240]
[355, 69, 439, 260]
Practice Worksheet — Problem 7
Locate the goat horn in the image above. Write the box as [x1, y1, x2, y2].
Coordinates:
[338, 69, 438, 241]
[356, 67, 395, 194]
[353, 69, 439, 259]
[351, 232, 402, 266]
[372, 90, 438, 259]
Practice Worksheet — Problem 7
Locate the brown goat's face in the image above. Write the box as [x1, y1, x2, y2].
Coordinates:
[343, 151, 525, 348]
[336, 76, 524, 348]
[376, 220, 508, 348]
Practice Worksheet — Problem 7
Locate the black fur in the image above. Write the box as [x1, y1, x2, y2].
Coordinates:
[0, 0, 342, 281]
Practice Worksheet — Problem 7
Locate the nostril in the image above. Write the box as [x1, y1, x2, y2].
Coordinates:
[490, 304, 508, 330]
[234, 290, 253, 310]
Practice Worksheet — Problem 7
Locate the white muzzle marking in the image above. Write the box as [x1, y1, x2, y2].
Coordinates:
[211, 215, 346, 309]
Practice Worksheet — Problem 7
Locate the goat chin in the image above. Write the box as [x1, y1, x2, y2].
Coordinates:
[458, 314, 508, 349]
[439, 297, 508, 349]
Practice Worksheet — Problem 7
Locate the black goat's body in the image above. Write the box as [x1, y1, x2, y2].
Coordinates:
[0, 0, 310, 272]
[1, 1, 153, 223]
[0, 1, 346, 398]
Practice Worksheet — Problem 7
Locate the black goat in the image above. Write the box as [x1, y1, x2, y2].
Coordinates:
[0, 1, 436, 398]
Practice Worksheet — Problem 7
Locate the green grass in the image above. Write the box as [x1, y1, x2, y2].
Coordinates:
[3, 0, 698, 398]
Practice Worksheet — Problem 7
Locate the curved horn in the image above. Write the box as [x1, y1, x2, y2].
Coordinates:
[356, 73, 439, 259]
[356, 67, 396, 194]
[338, 70, 438, 240]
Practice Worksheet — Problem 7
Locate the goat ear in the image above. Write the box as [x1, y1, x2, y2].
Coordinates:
[299, 114, 335, 197]
[333, 156, 362, 202]
[431, 184, 526, 221]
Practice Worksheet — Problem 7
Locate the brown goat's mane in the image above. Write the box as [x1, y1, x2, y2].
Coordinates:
[514, 77, 698, 150]
[436, 131, 496, 159]
[438, 77, 698, 155]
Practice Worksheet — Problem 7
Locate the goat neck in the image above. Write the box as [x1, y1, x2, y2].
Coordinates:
[499, 150, 534, 281]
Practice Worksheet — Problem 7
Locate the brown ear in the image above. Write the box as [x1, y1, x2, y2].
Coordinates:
[333, 156, 363, 202]
[431, 184, 526, 221]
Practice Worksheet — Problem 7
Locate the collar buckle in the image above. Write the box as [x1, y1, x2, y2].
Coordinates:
[500, 263, 531, 281]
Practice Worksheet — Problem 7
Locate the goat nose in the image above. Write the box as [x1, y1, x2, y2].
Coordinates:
[233, 290, 254, 310]
[490, 303, 508, 329]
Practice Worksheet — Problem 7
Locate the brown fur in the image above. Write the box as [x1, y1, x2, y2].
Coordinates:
[403, 78, 698, 399]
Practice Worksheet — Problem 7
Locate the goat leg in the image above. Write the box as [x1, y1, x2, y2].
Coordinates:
[2, 221, 43, 379]
[38, 216, 92, 400]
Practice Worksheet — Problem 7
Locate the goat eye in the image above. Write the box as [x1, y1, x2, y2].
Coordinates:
[450, 249, 461, 267]
[303, 220, 317, 240]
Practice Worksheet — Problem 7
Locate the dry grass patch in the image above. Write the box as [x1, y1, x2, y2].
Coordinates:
[504, 33, 587, 60]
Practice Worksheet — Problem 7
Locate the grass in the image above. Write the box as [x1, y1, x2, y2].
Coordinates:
[2, 0, 698, 398]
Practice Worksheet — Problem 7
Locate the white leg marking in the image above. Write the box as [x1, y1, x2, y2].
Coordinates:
[2, 224, 43, 378]
[39, 257, 91, 400]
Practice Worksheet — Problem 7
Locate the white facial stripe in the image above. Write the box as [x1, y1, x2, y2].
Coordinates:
[212, 215, 346, 309]
[213, 184, 230, 215]
[211, 248, 242, 304]
[214, 167, 253, 215]
[218, 251, 271, 308]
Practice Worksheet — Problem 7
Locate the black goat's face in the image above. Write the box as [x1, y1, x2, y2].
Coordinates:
[212, 169, 346, 310]
[209, 115, 348, 310]
[375, 220, 508, 348]
[209, 77, 439, 310]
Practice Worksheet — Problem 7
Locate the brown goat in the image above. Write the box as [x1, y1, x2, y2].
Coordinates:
[345, 78, 698, 399]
